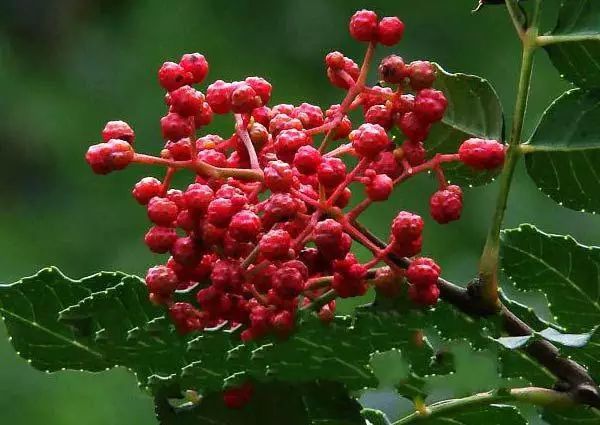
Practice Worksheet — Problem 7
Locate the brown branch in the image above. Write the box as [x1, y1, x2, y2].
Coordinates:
[351, 220, 600, 409]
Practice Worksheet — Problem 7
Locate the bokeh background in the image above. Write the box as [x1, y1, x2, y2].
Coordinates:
[0, 0, 598, 424]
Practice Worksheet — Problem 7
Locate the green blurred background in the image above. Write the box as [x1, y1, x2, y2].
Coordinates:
[0, 0, 598, 423]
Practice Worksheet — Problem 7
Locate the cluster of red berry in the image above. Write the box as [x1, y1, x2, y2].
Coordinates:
[86, 10, 505, 343]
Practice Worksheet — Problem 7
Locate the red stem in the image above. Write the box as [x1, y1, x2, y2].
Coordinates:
[235, 113, 260, 171]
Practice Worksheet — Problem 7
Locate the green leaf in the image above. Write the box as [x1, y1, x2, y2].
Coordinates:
[544, 0, 600, 89]
[538, 326, 597, 348]
[543, 406, 600, 424]
[501, 224, 600, 332]
[398, 405, 526, 424]
[493, 335, 532, 349]
[181, 309, 437, 394]
[525, 89, 600, 213]
[428, 64, 504, 186]
[501, 224, 600, 382]
[0, 267, 124, 371]
[56, 276, 187, 385]
[154, 381, 365, 425]
[0, 268, 186, 387]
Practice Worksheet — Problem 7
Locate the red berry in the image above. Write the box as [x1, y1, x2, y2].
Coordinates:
[259, 229, 292, 260]
[398, 112, 430, 142]
[167, 85, 205, 117]
[391, 211, 424, 242]
[248, 122, 269, 149]
[165, 138, 192, 160]
[365, 104, 394, 130]
[408, 61, 436, 90]
[170, 236, 202, 266]
[231, 82, 261, 113]
[377, 16, 405, 46]
[251, 106, 272, 126]
[317, 157, 346, 188]
[371, 151, 402, 179]
[293, 146, 322, 174]
[144, 226, 178, 253]
[101, 121, 135, 145]
[179, 53, 209, 84]
[269, 113, 303, 137]
[458, 138, 505, 170]
[408, 284, 440, 306]
[361, 85, 394, 110]
[272, 265, 305, 299]
[169, 302, 205, 334]
[349, 9, 378, 42]
[160, 112, 194, 141]
[132, 177, 163, 205]
[270, 310, 295, 338]
[430, 185, 463, 224]
[228, 210, 261, 242]
[194, 102, 213, 127]
[147, 196, 179, 226]
[292, 103, 324, 129]
[378, 55, 407, 84]
[332, 254, 368, 298]
[406, 257, 440, 288]
[400, 140, 427, 166]
[85, 139, 134, 175]
[264, 160, 295, 192]
[184, 183, 214, 213]
[366, 173, 393, 201]
[223, 382, 254, 409]
[206, 197, 238, 227]
[245, 76, 272, 105]
[414, 89, 447, 123]
[350, 123, 390, 160]
[210, 259, 244, 292]
[145, 265, 178, 298]
[158, 61, 192, 91]
[274, 129, 311, 163]
[206, 80, 233, 114]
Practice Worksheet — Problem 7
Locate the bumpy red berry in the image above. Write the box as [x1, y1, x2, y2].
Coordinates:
[102, 121, 135, 144]
[158, 62, 192, 91]
[229, 210, 261, 242]
[264, 160, 294, 192]
[145, 265, 179, 298]
[85, 139, 134, 174]
[147, 196, 179, 226]
[391, 211, 424, 242]
[132, 177, 163, 205]
[406, 257, 440, 288]
[414, 89, 447, 123]
[408, 61, 436, 90]
[259, 229, 292, 260]
[349, 10, 378, 42]
[160, 112, 194, 141]
[317, 157, 346, 188]
[458, 138, 505, 169]
[145, 226, 178, 253]
[366, 173, 393, 201]
[167, 85, 205, 117]
[377, 16, 405, 46]
[378, 55, 407, 83]
[430, 185, 463, 224]
[206, 80, 233, 114]
[179, 53, 209, 84]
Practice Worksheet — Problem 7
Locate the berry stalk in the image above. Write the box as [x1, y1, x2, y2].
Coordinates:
[478, 0, 542, 308]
